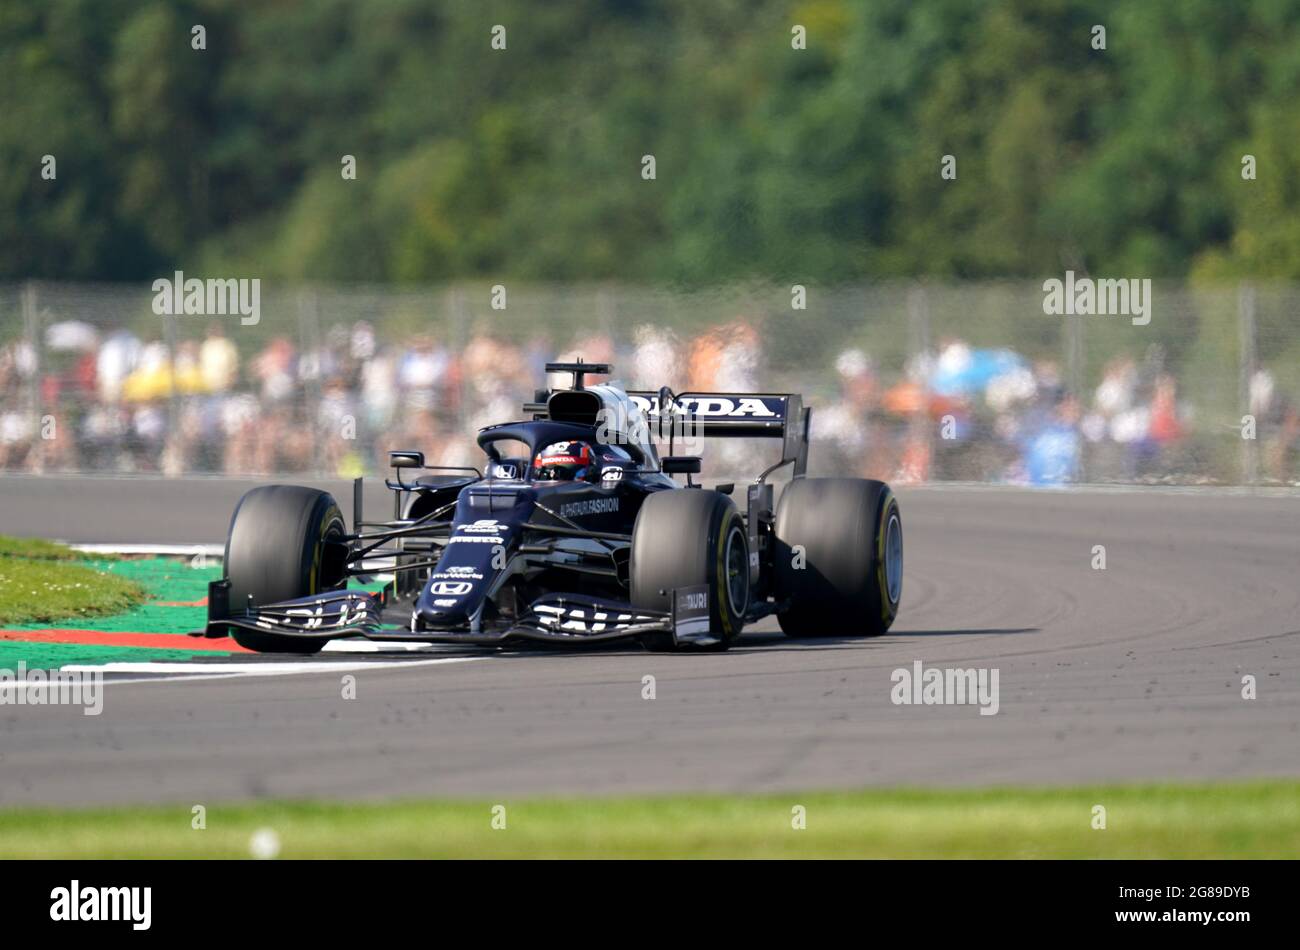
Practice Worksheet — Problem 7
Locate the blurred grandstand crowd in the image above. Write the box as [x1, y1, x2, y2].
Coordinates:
[1, 314, 1297, 485]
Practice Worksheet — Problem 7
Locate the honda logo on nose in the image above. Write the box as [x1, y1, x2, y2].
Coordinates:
[429, 581, 473, 596]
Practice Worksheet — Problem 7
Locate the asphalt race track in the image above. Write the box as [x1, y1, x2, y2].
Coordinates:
[1, 475, 1297, 805]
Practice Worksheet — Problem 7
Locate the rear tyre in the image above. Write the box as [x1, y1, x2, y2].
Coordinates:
[630, 489, 749, 652]
[774, 477, 902, 638]
[224, 485, 348, 654]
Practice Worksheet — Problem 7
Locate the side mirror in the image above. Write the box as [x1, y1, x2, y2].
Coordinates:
[389, 450, 425, 469]
[661, 456, 702, 475]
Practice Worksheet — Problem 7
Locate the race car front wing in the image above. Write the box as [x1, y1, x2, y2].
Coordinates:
[191, 580, 720, 647]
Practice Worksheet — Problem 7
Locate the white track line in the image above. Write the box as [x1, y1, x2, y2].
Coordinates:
[53, 655, 481, 685]
[69, 543, 225, 557]
[66, 543, 400, 575]
[898, 481, 1300, 497]
[321, 638, 468, 653]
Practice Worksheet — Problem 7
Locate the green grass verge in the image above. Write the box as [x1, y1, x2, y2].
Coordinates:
[0, 641, 207, 670]
[1, 782, 1296, 858]
[0, 535, 110, 561]
[6, 557, 216, 633]
[0, 538, 146, 625]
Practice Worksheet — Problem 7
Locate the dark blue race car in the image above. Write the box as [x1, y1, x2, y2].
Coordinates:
[196, 361, 903, 652]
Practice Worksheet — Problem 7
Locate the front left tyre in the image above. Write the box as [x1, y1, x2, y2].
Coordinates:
[223, 485, 348, 654]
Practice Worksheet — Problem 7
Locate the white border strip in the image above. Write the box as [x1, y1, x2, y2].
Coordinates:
[321, 639, 462, 654]
[69, 543, 224, 557]
[57, 655, 481, 684]
[65, 543, 397, 577]
[895, 481, 1300, 497]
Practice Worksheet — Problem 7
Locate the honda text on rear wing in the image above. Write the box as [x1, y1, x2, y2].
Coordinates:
[625, 391, 810, 479]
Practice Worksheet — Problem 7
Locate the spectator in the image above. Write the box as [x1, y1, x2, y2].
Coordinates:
[200, 324, 239, 393]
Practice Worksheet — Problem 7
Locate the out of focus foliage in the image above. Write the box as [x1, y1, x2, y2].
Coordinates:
[2, 0, 1299, 283]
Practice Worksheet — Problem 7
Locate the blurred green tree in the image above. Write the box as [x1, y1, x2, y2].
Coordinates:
[2, 0, 1299, 283]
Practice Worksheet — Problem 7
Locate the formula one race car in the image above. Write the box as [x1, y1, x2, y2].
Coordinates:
[195, 361, 902, 652]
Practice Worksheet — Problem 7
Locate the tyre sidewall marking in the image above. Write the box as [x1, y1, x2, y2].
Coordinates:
[714, 505, 743, 640]
[875, 491, 900, 623]
[308, 503, 345, 595]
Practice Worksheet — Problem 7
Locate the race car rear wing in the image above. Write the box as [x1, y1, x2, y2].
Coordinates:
[626, 391, 810, 478]
[523, 368, 811, 479]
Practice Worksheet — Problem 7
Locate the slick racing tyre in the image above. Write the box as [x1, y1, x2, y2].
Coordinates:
[224, 485, 348, 654]
[630, 488, 750, 651]
[773, 477, 902, 638]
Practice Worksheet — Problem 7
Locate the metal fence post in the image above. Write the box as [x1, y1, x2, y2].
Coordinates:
[1237, 282, 1258, 485]
[21, 281, 41, 469]
[448, 285, 469, 436]
[906, 282, 930, 362]
[906, 283, 932, 480]
[597, 285, 616, 348]
[162, 303, 179, 475]
[1066, 307, 1084, 481]
[298, 287, 324, 474]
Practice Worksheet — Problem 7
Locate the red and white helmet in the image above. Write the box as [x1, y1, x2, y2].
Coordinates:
[531, 441, 594, 481]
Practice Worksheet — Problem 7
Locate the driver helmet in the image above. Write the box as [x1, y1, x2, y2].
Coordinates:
[532, 440, 594, 481]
